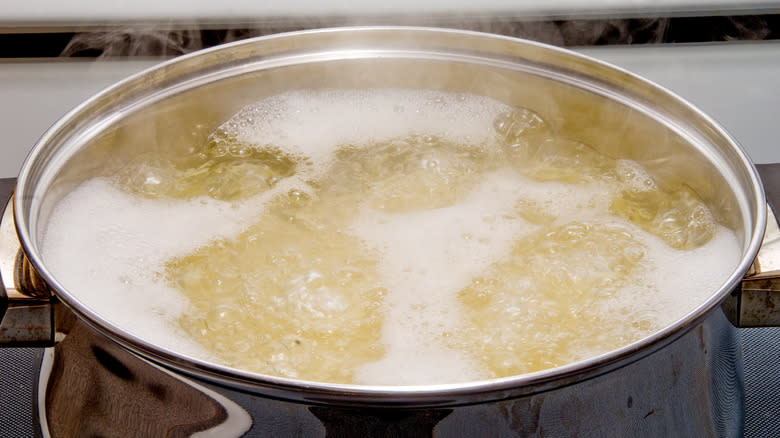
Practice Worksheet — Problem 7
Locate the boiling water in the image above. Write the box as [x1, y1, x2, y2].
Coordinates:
[41, 89, 740, 385]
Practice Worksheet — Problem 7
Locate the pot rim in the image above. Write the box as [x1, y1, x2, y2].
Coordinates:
[12, 26, 767, 405]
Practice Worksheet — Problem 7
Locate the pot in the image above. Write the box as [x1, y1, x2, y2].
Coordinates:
[1, 27, 779, 437]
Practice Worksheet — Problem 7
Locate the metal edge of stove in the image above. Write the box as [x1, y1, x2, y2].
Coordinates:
[0, 177, 44, 438]
[34, 343, 52, 438]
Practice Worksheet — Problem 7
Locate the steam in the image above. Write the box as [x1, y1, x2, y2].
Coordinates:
[724, 15, 771, 40]
[56, 13, 776, 59]
[60, 27, 212, 57]
[57, 17, 678, 59]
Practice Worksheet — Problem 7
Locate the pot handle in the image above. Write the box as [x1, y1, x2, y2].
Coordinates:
[0, 179, 55, 347]
[724, 164, 780, 327]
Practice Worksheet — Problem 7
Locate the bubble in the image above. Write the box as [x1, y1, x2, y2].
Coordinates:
[493, 107, 550, 142]
[228, 143, 253, 158]
[116, 156, 178, 198]
[611, 181, 716, 249]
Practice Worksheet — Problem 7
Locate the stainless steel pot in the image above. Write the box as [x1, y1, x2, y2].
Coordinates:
[2, 27, 779, 437]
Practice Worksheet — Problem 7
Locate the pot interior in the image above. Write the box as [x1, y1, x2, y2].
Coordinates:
[14, 28, 764, 395]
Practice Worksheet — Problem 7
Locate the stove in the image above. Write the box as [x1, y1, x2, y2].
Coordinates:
[1, 10, 780, 436]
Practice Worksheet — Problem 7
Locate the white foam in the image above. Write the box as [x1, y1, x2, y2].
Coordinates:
[40, 177, 289, 357]
[224, 90, 505, 165]
[351, 170, 539, 384]
[630, 225, 741, 325]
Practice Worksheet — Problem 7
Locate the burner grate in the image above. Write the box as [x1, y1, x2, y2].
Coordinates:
[0, 348, 41, 438]
[741, 327, 780, 438]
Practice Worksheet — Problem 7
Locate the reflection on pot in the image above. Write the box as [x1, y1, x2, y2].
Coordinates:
[36, 309, 742, 437]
